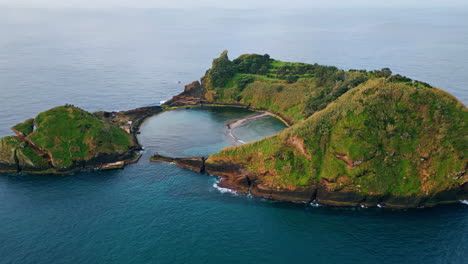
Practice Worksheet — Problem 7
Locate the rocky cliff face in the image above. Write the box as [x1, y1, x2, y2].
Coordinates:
[164, 81, 208, 107]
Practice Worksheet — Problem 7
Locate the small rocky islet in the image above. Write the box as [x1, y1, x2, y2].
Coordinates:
[1, 51, 466, 209]
[0, 105, 162, 174]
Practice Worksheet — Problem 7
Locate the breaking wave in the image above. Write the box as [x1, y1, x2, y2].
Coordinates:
[309, 200, 321, 207]
[213, 180, 238, 195]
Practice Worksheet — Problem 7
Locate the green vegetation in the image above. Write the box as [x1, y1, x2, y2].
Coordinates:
[12, 118, 34, 135]
[201, 51, 436, 124]
[29, 105, 135, 168]
[0, 105, 137, 172]
[204, 50, 236, 88]
[0, 136, 23, 165]
[200, 51, 467, 203]
[209, 78, 467, 198]
[0, 136, 51, 171]
[233, 53, 272, 74]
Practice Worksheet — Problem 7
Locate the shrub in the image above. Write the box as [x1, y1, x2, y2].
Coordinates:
[389, 74, 413, 83]
[233, 54, 272, 74]
[237, 75, 255, 91]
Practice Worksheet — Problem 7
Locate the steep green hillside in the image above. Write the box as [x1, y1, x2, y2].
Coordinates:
[199, 51, 432, 125]
[29, 106, 136, 168]
[207, 78, 467, 207]
[163, 51, 467, 207]
[0, 105, 138, 173]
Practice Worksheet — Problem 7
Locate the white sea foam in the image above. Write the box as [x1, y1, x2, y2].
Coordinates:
[227, 130, 244, 144]
[213, 180, 238, 195]
[226, 112, 271, 145]
[460, 200, 468, 205]
[309, 200, 321, 207]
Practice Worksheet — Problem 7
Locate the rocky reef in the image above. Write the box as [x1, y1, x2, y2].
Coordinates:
[152, 51, 467, 209]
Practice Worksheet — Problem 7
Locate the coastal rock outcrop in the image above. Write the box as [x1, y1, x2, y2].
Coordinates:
[164, 81, 208, 107]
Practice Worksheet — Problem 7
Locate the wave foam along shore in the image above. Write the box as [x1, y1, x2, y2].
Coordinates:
[226, 112, 272, 129]
[225, 112, 272, 144]
[213, 180, 238, 195]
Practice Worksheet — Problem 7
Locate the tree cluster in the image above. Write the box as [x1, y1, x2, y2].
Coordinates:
[233, 54, 272, 74]
[303, 71, 369, 117]
[210, 50, 236, 87]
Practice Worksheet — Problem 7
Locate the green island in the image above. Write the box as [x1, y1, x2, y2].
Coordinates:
[0, 51, 466, 208]
[0, 105, 152, 174]
[158, 51, 468, 208]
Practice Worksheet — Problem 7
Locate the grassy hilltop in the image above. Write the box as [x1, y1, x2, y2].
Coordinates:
[200, 50, 433, 125]
[189, 51, 467, 207]
[0, 105, 138, 173]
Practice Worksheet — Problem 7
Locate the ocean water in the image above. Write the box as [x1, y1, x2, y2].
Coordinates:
[0, 7, 467, 264]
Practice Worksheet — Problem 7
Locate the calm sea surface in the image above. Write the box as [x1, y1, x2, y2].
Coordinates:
[0, 7, 467, 264]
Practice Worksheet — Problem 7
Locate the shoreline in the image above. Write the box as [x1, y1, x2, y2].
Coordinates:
[2, 79, 465, 210]
[226, 112, 272, 130]
[162, 103, 293, 127]
[0, 102, 284, 176]
[149, 153, 468, 210]
[226, 112, 272, 144]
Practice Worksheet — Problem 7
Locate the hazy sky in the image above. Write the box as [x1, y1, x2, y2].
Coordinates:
[1, 0, 466, 9]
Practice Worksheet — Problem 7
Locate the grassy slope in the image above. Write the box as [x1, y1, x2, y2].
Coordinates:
[1, 105, 136, 171]
[0, 136, 23, 165]
[27, 106, 135, 168]
[208, 76, 467, 198]
[0, 136, 50, 170]
[202, 52, 434, 127]
[203, 60, 313, 123]
[12, 118, 34, 135]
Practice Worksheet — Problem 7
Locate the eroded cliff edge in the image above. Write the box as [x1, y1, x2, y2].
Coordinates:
[155, 51, 468, 209]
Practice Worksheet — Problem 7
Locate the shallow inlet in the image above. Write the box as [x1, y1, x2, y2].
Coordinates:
[137, 106, 286, 158]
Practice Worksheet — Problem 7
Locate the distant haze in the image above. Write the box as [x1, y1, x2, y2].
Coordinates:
[1, 0, 467, 9]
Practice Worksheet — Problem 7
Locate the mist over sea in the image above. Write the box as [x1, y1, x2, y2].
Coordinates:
[0, 7, 467, 264]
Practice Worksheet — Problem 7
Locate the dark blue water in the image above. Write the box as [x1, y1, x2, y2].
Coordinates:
[0, 7, 467, 264]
